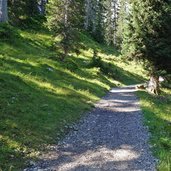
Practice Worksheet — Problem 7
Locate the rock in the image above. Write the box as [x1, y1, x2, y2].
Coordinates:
[29, 161, 36, 166]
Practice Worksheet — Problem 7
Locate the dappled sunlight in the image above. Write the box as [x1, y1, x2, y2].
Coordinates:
[95, 86, 141, 112]
[141, 97, 171, 122]
[75, 75, 110, 91]
[53, 145, 140, 171]
[110, 88, 137, 93]
[31, 85, 156, 171]
[0, 134, 41, 159]
[0, 134, 21, 149]
[95, 99, 141, 113]
[110, 86, 137, 93]
[0, 25, 154, 170]
[8, 71, 71, 96]
[1, 55, 39, 68]
[38, 142, 143, 171]
[64, 84, 98, 101]
[137, 90, 171, 170]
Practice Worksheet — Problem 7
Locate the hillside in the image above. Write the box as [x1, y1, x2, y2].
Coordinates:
[0, 28, 171, 170]
[0, 28, 145, 170]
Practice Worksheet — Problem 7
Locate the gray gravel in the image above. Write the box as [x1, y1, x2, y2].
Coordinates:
[25, 86, 156, 171]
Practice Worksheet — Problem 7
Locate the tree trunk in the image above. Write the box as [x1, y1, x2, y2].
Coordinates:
[147, 75, 160, 95]
[84, 0, 91, 30]
[38, 0, 45, 15]
[0, 0, 8, 22]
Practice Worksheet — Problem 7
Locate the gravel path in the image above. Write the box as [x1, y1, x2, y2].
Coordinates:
[26, 86, 156, 171]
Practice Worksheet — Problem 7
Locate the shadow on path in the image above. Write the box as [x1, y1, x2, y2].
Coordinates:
[26, 86, 156, 171]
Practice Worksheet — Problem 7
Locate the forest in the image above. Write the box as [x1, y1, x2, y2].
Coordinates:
[0, 0, 171, 170]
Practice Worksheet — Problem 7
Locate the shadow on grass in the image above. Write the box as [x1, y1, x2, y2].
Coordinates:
[0, 32, 52, 61]
[0, 55, 113, 170]
[0, 71, 98, 170]
[0, 57, 146, 170]
[79, 32, 120, 56]
[25, 86, 155, 171]
[65, 55, 145, 86]
[136, 91, 171, 170]
[0, 29, 147, 170]
[112, 64, 145, 85]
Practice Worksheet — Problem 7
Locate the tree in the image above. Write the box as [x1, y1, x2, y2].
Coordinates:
[84, 0, 105, 43]
[47, 0, 84, 60]
[104, 0, 119, 46]
[84, 0, 121, 46]
[120, 0, 171, 94]
[0, 0, 8, 22]
[38, 0, 48, 15]
[116, 0, 129, 47]
[121, 0, 171, 72]
[8, 0, 44, 25]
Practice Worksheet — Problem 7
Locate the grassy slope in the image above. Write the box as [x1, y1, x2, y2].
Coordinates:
[0, 29, 145, 170]
[0, 28, 170, 171]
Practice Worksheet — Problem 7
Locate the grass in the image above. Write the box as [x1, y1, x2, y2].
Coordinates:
[0, 26, 170, 171]
[137, 89, 171, 171]
[0, 27, 145, 170]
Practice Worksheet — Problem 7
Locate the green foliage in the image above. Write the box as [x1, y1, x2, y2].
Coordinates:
[121, 0, 171, 72]
[0, 26, 149, 170]
[116, 0, 128, 47]
[103, 0, 119, 46]
[84, 0, 105, 43]
[0, 28, 114, 170]
[1, 1, 171, 170]
[8, 0, 47, 29]
[47, 0, 84, 58]
[8, 0, 40, 25]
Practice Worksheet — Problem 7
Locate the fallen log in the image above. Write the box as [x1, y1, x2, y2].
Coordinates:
[136, 75, 164, 95]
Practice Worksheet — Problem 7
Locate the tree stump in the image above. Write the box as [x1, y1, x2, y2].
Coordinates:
[147, 75, 160, 95]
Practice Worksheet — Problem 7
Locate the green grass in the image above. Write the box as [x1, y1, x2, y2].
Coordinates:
[137, 89, 171, 171]
[1, 27, 170, 171]
[0, 28, 145, 170]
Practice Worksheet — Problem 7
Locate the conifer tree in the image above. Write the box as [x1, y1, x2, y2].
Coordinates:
[104, 0, 119, 46]
[121, 0, 171, 72]
[84, 0, 105, 43]
[116, 0, 129, 47]
[47, 0, 84, 60]
[8, 0, 44, 26]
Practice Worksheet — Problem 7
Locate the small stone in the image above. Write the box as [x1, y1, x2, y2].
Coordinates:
[29, 161, 36, 166]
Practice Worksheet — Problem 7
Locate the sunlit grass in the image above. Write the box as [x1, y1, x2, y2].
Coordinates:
[0, 29, 122, 170]
[137, 89, 171, 171]
[1, 27, 169, 171]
